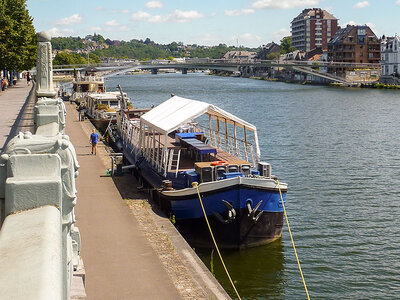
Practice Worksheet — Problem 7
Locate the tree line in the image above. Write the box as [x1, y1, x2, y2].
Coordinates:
[52, 34, 297, 65]
[52, 35, 259, 63]
[0, 0, 36, 73]
[53, 52, 102, 65]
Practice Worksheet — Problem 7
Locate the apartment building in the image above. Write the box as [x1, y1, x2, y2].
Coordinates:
[291, 8, 338, 52]
[327, 25, 380, 78]
[328, 25, 380, 62]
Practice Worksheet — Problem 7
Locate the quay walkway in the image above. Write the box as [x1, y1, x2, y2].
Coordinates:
[0, 79, 35, 153]
[64, 102, 229, 300]
[64, 103, 184, 299]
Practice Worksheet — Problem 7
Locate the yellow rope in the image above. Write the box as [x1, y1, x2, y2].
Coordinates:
[276, 179, 311, 300]
[192, 182, 241, 300]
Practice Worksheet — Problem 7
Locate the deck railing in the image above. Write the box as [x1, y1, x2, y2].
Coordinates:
[196, 124, 256, 165]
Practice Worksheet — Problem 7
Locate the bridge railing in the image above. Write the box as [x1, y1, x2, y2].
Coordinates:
[54, 58, 380, 71]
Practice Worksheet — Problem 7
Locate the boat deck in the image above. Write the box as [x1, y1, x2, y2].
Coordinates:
[141, 132, 250, 172]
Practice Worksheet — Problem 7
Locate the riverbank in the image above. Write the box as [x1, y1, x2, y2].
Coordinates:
[210, 70, 400, 89]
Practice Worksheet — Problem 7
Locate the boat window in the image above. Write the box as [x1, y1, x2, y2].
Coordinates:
[81, 84, 89, 92]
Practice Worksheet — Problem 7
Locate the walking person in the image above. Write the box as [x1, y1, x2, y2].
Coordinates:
[1, 78, 7, 91]
[90, 129, 99, 155]
[26, 72, 31, 86]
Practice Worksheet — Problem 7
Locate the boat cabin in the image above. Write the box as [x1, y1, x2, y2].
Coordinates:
[85, 92, 129, 122]
[134, 96, 262, 188]
[72, 76, 105, 103]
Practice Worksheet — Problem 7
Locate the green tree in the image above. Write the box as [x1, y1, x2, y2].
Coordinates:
[0, 0, 37, 71]
[92, 33, 105, 44]
[168, 42, 179, 52]
[89, 53, 101, 64]
[52, 37, 85, 50]
[53, 52, 87, 65]
[267, 52, 280, 60]
[280, 36, 296, 54]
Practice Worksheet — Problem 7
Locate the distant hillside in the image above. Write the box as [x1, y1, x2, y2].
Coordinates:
[51, 35, 257, 60]
[52, 37, 86, 51]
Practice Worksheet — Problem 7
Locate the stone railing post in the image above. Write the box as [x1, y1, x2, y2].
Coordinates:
[36, 31, 56, 99]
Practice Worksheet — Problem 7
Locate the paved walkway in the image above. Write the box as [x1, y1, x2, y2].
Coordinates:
[0, 80, 34, 153]
[64, 103, 182, 300]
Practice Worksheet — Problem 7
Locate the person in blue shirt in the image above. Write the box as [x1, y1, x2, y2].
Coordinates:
[90, 129, 99, 155]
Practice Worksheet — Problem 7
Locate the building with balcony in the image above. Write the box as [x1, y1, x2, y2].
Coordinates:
[327, 25, 381, 79]
[291, 8, 338, 52]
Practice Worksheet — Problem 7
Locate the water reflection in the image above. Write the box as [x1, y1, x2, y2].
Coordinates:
[196, 239, 285, 300]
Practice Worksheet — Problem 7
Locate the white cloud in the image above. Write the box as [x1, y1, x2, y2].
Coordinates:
[187, 33, 263, 47]
[95, 7, 105, 11]
[48, 27, 75, 37]
[86, 25, 131, 33]
[225, 9, 255, 16]
[354, 1, 370, 9]
[87, 26, 102, 32]
[106, 20, 120, 27]
[187, 33, 222, 46]
[131, 11, 152, 21]
[252, 0, 318, 9]
[148, 15, 164, 23]
[396, 0, 400, 5]
[112, 9, 131, 14]
[146, 1, 163, 8]
[106, 25, 131, 32]
[172, 10, 203, 22]
[273, 28, 290, 41]
[131, 9, 203, 23]
[231, 33, 262, 44]
[54, 14, 83, 26]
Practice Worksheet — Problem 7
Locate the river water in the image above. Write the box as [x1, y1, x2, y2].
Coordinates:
[106, 73, 400, 299]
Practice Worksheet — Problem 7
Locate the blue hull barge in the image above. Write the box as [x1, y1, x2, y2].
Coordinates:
[116, 95, 287, 249]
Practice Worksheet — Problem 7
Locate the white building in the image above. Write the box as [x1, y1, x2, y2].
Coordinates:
[381, 35, 400, 76]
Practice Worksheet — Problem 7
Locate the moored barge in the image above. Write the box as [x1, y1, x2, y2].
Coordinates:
[115, 95, 287, 249]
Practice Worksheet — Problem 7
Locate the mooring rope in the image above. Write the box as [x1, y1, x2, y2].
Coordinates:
[192, 182, 241, 300]
[275, 179, 310, 300]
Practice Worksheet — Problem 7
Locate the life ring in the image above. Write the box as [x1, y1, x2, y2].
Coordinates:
[211, 160, 229, 166]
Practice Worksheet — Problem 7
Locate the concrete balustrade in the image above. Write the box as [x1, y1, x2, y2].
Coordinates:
[4, 154, 62, 215]
[0, 31, 85, 299]
[35, 105, 60, 129]
[35, 97, 66, 134]
[0, 205, 63, 300]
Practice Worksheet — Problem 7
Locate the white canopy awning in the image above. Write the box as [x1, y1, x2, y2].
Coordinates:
[140, 95, 257, 134]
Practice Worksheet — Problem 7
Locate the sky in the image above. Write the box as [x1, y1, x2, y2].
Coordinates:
[26, 0, 400, 47]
